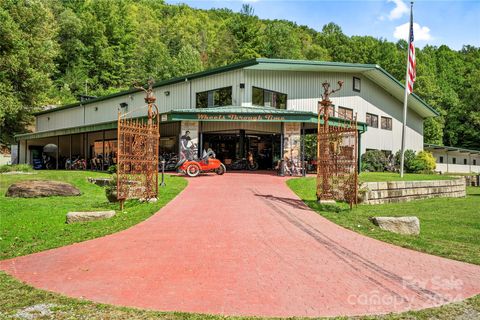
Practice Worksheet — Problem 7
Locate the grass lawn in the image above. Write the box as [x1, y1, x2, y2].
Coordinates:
[358, 172, 455, 182]
[0, 170, 187, 260]
[0, 171, 479, 319]
[0, 271, 479, 320]
[287, 174, 480, 265]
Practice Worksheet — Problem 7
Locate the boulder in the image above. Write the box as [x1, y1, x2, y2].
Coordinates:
[370, 216, 420, 235]
[5, 180, 81, 198]
[66, 211, 116, 224]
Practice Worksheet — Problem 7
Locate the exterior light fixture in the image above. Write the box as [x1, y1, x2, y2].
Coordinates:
[120, 102, 128, 109]
[240, 83, 245, 89]
[94, 107, 98, 111]
[164, 91, 170, 96]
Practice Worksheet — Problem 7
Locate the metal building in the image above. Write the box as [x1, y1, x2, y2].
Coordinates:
[15, 58, 438, 171]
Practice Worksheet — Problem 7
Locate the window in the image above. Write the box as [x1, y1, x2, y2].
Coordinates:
[452, 157, 456, 164]
[474, 159, 477, 165]
[382, 150, 392, 158]
[381, 116, 392, 130]
[353, 77, 361, 92]
[439, 156, 444, 163]
[366, 113, 378, 128]
[196, 86, 232, 108]
[464, 159, 467, 165]
[252, 87, 287, 109]
[338, 106, 353, 120]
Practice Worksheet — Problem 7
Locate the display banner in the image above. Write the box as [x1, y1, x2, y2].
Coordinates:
[179, 121, 199, 161]
[283, 122, 301, 166]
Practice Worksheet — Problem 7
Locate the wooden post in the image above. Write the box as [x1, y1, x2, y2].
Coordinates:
[56, 136, 59, 169]
[102, 130, 106, 170]
[69, 135, 72, 168]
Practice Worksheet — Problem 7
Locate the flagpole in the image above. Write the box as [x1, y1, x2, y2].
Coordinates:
[400, 1, 414, 178]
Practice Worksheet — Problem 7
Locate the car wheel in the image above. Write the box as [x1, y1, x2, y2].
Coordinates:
[216, 163, 226, 175]
[186, 164, 200, 177]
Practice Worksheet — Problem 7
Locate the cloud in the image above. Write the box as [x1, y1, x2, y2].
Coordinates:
[393, 22, 433, 41]
[387, 0, 409, 20]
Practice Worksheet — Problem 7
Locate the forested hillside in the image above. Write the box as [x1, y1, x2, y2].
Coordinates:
[1, 0, 479, 149]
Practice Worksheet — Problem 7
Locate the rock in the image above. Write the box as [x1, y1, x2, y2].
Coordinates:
[5, 180, 81, 198]
[87, 177, 112, 187]
[138, 197, 158, 203]
[66, 211, 116, 224]
[15, 303, 57, 320]
[370, 216, 420, 235]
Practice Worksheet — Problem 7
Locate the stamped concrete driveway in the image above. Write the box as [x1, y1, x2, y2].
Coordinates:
[1, 172, 480, 318]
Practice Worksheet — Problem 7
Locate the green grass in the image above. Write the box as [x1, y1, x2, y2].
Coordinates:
[1, 171, 479, 319]
[0, 170, 187, 260]
[358, 172, 455, 182]
[1, 271, 479, 320]
[287, 175, 480, 265]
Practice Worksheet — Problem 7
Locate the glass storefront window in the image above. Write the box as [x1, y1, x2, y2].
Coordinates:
[252, 87, 287, 109]
[196, 87, 232, 108]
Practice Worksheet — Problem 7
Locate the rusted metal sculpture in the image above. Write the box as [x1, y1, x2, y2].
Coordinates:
[317, 80, 358, 208]
[117, 80, 160, 210]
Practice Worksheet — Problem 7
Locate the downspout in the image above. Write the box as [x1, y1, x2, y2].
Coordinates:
[301, 122, 306, 177]
[279, 122, 284, 176]
[358, 131, 363, 173]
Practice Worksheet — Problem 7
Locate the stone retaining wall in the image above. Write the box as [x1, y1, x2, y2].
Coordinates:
[360, 178, 466, 204]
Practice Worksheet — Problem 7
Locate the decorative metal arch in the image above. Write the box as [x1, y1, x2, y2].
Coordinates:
[316, 81, 358, 208]
[117, 80, 160, 209]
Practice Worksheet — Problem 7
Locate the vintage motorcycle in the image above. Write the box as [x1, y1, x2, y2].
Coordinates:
[229, 153, 259, 171]
[177, 150, 226, 177]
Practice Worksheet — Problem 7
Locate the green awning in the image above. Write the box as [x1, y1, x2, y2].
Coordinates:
[161, 106, 367, 132]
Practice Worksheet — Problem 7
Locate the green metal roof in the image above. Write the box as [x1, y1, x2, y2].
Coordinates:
[34, 58, 438, 118]
[15, 121, 118, 141]
[424, 143, 480, 155]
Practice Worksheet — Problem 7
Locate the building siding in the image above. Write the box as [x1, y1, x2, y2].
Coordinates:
[245, 69, 424, 153]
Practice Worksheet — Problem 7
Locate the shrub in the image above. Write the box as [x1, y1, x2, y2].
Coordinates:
[361, 150, 388, 172]
[410, 151, 436, 173]
[105, 174, 118, 203]
[394, 149, 417, 173]
[107, 164, 117, 174]
[0, 164, 32, 173]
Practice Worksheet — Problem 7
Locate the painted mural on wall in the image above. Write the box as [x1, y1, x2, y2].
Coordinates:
[283, 122, 301, 165]
[179, 121, 198, 161]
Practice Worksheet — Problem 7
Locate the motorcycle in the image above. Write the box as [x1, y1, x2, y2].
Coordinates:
[65, 157, 87, 170]
[177, 150, 226, 177]
[229, 157, 259, 171]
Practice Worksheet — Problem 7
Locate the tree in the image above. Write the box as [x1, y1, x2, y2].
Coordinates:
[0, 0, 58, 144]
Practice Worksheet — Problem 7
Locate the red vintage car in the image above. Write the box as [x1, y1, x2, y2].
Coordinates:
[177, 151, 226, 177]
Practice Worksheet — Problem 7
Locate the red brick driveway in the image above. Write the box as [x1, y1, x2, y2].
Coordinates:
[1, 173, 480, 317]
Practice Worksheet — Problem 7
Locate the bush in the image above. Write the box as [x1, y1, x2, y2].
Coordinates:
[410, 151, 436, 173]
[105, 174, 118, 203]
[0, 164, 32, 173]
[107, 164, 117, 174]
[394, 149, 417, 173]
[361, 150, 388, 172]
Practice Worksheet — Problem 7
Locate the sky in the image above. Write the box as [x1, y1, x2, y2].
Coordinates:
[165, 0, 480, 50]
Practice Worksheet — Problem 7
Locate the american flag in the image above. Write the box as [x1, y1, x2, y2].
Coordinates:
[407, 8, 416, 94]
